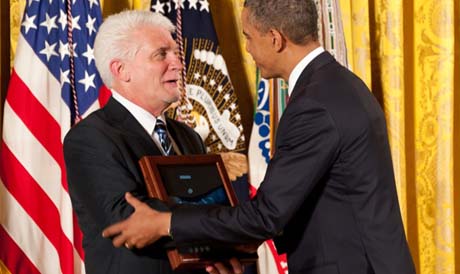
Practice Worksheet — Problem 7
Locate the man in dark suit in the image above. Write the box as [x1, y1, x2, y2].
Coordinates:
[102, 1, 416, 273]
[64, 10, 241, 274]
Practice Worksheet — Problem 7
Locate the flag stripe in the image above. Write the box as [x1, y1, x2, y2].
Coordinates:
[0, 226, 41, 274]
[4, 72, 85, 260]
[7, 71, 68, 191]
[3, 102, 75, 239]
[266, 240, 287, 274]
[1, 143, 74, 274]
[0, 181, 63, 274]
[256, 243, 283, 274]
[249, 184, 257, 199]
[82, 99, 100, 119]
[97, 85, 112, 108]
[2, 101, 82, 274]
[14, 35, 70, 131]
[71, 244, 85, 274]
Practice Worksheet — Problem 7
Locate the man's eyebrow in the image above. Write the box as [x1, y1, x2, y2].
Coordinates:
[149, 47, 167, 54]
[152, 46, 180, 53]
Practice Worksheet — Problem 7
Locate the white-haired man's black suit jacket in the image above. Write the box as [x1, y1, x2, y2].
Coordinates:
[170, 52, 416, 274]
[64, 97, 206, 274]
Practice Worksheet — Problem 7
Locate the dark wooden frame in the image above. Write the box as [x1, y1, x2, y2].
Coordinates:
[139, 154, 257, 270]
[140, 154, 238, 207]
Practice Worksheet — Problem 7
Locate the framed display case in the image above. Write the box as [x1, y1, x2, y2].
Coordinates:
[139, 154, 257, 270]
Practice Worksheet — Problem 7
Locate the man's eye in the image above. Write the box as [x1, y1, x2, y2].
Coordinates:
[153, 50, 167, 59]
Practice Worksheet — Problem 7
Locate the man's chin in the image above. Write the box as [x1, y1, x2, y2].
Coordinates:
[259, 68, 275, 80]
[165, 98, 181, 109]
[170, 94, 181, 104]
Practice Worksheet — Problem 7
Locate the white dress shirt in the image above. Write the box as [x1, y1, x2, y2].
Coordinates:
[111, 90, 169, 154]
[288, 46, 325, 97]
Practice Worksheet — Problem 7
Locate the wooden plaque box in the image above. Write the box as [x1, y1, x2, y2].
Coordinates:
[139, 154, 257, 270]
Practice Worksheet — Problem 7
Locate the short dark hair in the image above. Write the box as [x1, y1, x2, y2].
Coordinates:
[243, 0, 318, 44]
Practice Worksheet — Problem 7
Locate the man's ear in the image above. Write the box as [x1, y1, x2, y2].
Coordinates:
[110, 60, 130, 82]
[270, 29, 286, 52]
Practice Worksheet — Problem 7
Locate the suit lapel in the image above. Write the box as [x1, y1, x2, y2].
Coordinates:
[166, 117, 190, 155]
[102, 97, 163, 156]
[102, 97, 201, 156]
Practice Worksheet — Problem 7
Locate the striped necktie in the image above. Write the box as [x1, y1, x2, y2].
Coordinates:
[154, 119, 173, 155]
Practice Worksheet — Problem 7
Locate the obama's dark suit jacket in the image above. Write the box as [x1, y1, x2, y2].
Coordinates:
[64, 97, 206, 274]
[171, 52, 415, 274]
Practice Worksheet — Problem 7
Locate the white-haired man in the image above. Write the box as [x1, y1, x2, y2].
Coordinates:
[64, 10, 242, 274]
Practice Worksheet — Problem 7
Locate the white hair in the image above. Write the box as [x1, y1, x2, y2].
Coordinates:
[94, 10, 175, 87]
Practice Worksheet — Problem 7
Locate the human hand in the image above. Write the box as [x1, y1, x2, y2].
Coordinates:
[205, 258, 244, 274]
[102, 192, 171, 249]
[220, 152, 248, 181]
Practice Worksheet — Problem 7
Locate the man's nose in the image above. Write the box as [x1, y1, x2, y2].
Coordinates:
[170, 54, 183, 71]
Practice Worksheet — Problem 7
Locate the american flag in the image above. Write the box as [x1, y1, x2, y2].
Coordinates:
[0, 0, 105, 273]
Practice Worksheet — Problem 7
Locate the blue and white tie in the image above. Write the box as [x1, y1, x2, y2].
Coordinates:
[154, 119, 173, 155]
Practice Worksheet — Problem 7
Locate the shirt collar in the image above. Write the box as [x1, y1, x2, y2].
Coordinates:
[111, 89, 165, 135]
[288, 46, 325, 96]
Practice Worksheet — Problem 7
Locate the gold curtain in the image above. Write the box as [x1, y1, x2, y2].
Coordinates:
[340, 0, 459, 273]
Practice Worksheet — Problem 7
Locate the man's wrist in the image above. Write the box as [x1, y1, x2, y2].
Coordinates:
[163, 212, 173, 238]
[167, 226, 173, 239]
